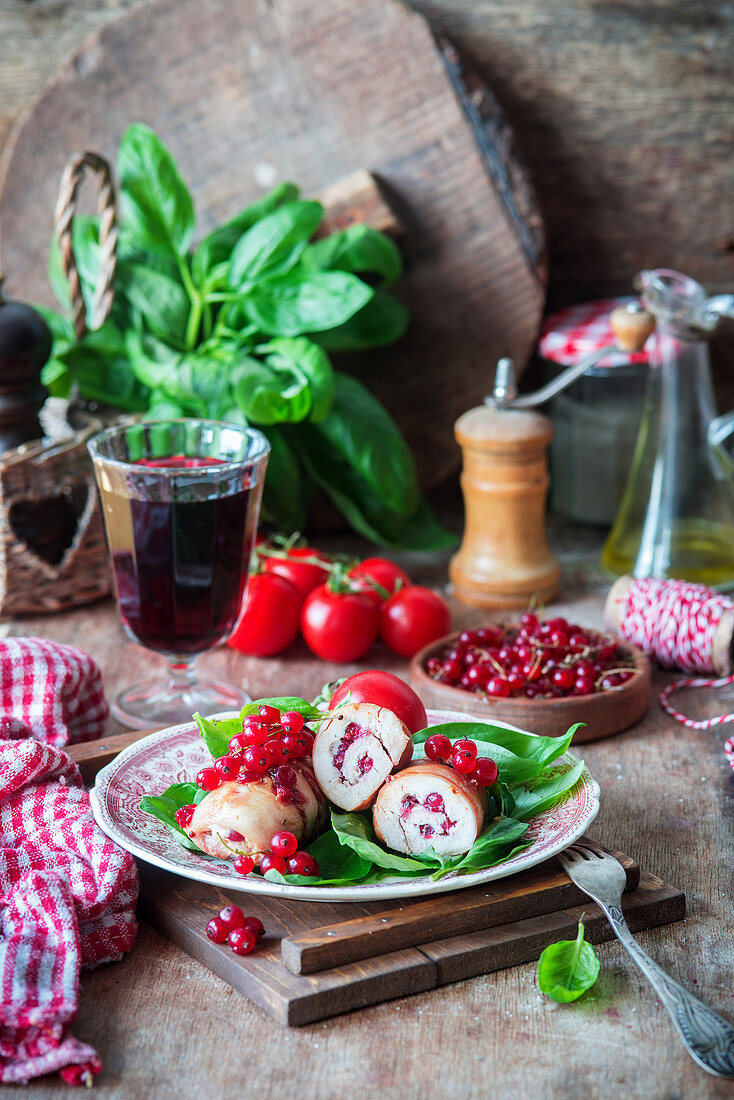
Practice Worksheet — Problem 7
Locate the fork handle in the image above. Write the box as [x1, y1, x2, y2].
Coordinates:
[599, 901, 734, 1079]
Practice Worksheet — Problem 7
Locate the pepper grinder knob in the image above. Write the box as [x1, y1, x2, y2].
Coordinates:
[449, 400, 560, 609]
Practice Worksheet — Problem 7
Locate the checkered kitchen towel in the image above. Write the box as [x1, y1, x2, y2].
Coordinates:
[0, 735, 138, 1085]
[0, 638, 108, 747]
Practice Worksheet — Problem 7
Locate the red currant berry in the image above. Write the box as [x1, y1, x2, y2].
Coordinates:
[242, 916, 265, 940]
[228, 733, 251, 753]
[425, 734, 452, 762]
[281, 733, 306, 759]
[569, 632, 589, 648]
[452, 738, 477, 760]
[258, 704, 282, 724]
[550, 630, 569, 647]
[214, 754, 241, 780]
[218, 904, 245, 931]
[451, 748, 476, 775]
[551, 667, 575, 692]
[206, 917, 229, 943]
[471, 757, 499, 787]
[233, 854, 255, 875]
[270, 830, 299, 858]
[196, 767, 221, 791]
[486, 676, 511, 698]
[237, 770, 262, 784]
[574, 675, 595, 695]
[286, 852, 320, 876]
[242, 745, 270, 774]
[260, 852, 287, 875]
[280, 710, 305, 734]
[228, 927, 256, 956]
[174, 804, 196, 828]
[520, 611, 538, 631]
[506, 671, 526, 692]
[241, 719, 269, 745]
[266, 738, 290, 767]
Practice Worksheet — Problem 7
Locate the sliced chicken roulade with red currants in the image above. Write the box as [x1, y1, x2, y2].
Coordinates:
[372, 761, 488, 859]
[312, 702, 413, 811]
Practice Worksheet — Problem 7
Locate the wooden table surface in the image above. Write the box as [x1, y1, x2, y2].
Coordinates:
[2, 530, 734, 1100]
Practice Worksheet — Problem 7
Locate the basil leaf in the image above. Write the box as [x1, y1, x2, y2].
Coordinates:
[34, 303, 74, 344]
[303, 224, 402, 287]
[117, 262, 191, 344]
[259, 425, 308, 532]
[451, 817, 530, 872]
[56, 322, 150, 411]
[228, 201, 322, 287]
[193, 712, 242, 759]
[537, 919, 600, 1003]
[48, 214, 102, 319]
[310, 290, 409, 351]
[331, 810, 427, 873]
[511, 760, 585, 821]
[296, 372, 417, 514]
[118, 123, 195, 258]
[193, 182, 300, 285]
[260, 337, 335, 422]
[240, 698, 324, 723]
[234, 356, 312, 424]
[243, 270, 373, 337]
[265, 829, 372, 887]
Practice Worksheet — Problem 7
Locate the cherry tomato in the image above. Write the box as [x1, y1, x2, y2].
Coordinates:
[227, 573, 301, 656]
[328, 670, 427, 735]
[263, 547, 332, 602]
[301, 585, 378, 662]
[348, 557, 412, 607]
[379, 586, 451, 658]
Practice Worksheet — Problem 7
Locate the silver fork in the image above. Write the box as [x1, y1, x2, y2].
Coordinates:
[557, 843, 734, 1078]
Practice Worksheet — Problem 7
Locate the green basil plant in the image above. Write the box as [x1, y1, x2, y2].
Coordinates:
[40, 123, 454, 550]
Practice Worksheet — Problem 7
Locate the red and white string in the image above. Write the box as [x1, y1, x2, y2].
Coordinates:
[613, 578, 734, 769]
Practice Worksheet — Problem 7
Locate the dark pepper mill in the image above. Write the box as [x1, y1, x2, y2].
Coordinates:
[0, 282, 79, 566]
[0, 282, 52, 452]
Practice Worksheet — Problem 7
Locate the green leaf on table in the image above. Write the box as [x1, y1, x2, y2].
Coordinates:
[330, 810, 428, 873]
[242, 270, 373, 337]
[511, 759, 586, 822]
[117, 123, 195, 258]
[310, 290, 409, 351]
[117, 261, 191, 345]
[303, 224, 402, 287]
[536, 919, 600, 1003]
[193, 182, 300, 285]
[193, 712, 243, 759]
[228, 201, 322, 288]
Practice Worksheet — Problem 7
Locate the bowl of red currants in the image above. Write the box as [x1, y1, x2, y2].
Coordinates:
[409, 612, 651, 742]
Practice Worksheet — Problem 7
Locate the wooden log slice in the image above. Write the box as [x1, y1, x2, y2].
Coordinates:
[0, 0, 546, 489]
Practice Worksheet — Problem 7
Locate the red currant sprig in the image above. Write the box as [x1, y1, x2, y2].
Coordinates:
[194, 705, 316, 795]
[205, 904, 266, 956]
[423, 734, 498, 788]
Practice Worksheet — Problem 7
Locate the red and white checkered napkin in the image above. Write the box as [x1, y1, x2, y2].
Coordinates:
[539, 295, 653, 368]
[0, 735, 138, 1085]
[0, 638, 109, 747]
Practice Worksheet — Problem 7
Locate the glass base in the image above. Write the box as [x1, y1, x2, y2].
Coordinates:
[111, 675, 250, 730]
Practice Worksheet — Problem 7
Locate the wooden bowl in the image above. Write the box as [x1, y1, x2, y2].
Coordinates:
[409, 631, 651, 742]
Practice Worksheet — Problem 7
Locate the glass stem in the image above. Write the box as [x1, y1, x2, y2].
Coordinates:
[165, 658, 198, 697]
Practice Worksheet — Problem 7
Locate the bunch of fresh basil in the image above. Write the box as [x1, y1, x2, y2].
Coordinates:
[140, 698, 586, 888]
[39, 123, 453, 550]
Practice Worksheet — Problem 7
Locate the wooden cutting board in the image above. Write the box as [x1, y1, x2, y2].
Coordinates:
[69, 733, 685, 1027]
[0, 0, 546, 490]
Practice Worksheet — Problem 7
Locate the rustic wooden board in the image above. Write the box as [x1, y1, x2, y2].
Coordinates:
[137, 860, 684, 1026]
[0, 0, 545, 491]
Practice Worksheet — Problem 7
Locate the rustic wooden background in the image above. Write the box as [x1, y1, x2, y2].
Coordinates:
[2, 0, 732, 308]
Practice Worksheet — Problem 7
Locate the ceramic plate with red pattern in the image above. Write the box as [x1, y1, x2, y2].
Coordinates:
[90, 709, 600, 902]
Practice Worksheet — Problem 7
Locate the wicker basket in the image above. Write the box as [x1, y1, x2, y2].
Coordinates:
[0, 152, 119, 617]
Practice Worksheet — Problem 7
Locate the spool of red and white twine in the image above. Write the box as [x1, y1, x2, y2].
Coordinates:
[604, 576, 734, 771]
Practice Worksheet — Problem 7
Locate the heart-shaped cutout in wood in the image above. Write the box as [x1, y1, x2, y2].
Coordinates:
[9, 482, 92, 568]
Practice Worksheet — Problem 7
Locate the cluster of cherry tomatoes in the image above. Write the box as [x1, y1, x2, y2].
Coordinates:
[227, 543, 451, 663]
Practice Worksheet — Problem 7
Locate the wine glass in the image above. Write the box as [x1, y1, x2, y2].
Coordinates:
[88, 418, 269, 729]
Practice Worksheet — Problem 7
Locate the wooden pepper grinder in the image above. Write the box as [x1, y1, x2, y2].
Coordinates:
[0, 280, 51, 452]
[450, 303, 656, 609]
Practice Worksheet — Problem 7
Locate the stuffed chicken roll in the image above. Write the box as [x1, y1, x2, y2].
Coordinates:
[312, 702, 412, 811]
[373, 762, 488, 859]
[185, 762, 325, 862]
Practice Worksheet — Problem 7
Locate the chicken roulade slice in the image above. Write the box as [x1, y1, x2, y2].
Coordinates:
[373, 762, 488, 859]
[312, 702, 413, 811]
[185, 761, 325, 862]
